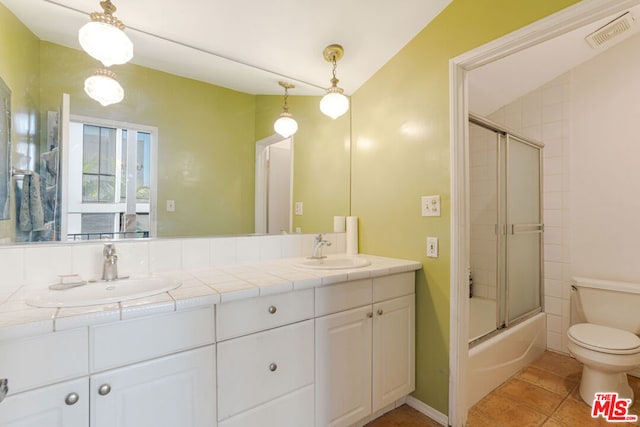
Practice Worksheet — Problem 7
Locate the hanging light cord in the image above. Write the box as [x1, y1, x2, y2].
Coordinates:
[282, 86, 290, 113]
[330, 56, 339, 87]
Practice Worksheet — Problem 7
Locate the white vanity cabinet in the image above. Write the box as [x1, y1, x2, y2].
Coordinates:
[90, 345, 216, 427]
[0, 378, 88, 427]
[315, 272, 415, 427]
[216, 289, 315, 427]
[0, 305, 217, 427]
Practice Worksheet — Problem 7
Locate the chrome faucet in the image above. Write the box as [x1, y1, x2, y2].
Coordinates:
[102, 242, 119, 281]
[310, 234, 332, 259]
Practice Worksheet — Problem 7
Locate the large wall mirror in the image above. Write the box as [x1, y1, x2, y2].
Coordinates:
[0, 77, 9, 221]
[0, 4, 351, 245]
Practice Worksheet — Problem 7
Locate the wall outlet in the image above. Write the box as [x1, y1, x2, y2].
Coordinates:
[421, 195, 441, 217]
[166, 200, 175, 212]
[427, 237, 438, 258]
[295, 202, 303, 216]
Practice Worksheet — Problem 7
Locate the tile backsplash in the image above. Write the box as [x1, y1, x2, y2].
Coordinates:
[0, 233, 346, 297]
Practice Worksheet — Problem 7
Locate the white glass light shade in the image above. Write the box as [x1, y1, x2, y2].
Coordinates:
[84, 71, 124, 106]
[320, 91, 349, 119]
[79, 21, 133, 67]
[274, 113, 298, 138]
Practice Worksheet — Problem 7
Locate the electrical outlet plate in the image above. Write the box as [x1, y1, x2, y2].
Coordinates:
[295, 202, 303, 216]
[166, 200, 175, 212]
[427, 237, 438, 258]
[421, 195, 440, 217]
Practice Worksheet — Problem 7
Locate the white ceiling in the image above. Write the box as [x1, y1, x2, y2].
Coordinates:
[469, 5, 640, 116]
[1, 0, 452, 95]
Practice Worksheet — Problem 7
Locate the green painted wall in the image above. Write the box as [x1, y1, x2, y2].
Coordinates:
[0, 3, 40, 242]
[38, 42, 256, 237]
[350, 0, 580, 413]
[255, 95, 350, 233]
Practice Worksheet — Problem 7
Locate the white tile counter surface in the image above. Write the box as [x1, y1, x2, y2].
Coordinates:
[0, 254, 421, 339]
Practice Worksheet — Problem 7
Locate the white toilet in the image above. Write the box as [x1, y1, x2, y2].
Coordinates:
[567, 277, 640, 405]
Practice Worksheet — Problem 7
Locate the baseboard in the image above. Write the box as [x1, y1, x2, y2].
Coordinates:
[406, 395, 448, 426]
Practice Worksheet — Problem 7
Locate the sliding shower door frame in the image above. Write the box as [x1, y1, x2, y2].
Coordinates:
[469, 114, 544, 334]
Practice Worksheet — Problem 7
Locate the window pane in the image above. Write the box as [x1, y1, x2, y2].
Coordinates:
[136, 213, 149, 232]
[83, 125, 100, 174]
[82, 175, 99, 202]
[99, 127, 117, 175]
[99, 175, 115, 202]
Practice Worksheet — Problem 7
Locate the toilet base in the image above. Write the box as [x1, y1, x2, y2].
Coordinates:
[579, 365, 633, 406]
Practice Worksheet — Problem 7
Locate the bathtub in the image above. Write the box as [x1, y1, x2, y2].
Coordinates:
[466, 312, 546, 408]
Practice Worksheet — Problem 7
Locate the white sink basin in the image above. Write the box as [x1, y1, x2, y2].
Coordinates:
[295, 256, 371, 270]
[26, 277, 181, 308]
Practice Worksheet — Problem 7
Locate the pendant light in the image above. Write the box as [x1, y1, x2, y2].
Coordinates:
[320, 44, 349, 120]
[79, 0, 133, 67]
[84, 68, 124, 106]
[274, 81, 298, 138]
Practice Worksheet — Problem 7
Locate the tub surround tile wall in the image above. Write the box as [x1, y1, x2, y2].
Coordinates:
[489, 73, 571, 354]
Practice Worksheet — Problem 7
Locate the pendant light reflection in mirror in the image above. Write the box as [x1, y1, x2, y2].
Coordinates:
[79, 0, 133, 106]
[274, 81, 298, 138]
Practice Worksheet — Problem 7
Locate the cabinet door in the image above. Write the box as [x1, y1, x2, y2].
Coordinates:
[0, 378, 88, 427]
[91, 345, 215, 427]
[372, 294, 415, 412]
[315, 305, 372, 427]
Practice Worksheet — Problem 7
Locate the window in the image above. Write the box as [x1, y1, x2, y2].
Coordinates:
[67, 118, 156, 240]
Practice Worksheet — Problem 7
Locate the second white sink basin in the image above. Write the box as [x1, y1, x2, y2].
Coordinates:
[295, 256, 371, 270]
[26, 277, 181, 308]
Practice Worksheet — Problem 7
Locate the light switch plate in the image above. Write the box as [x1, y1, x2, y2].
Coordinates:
[427, 237, 438, 258]
[166, 200, 175, 212]
[421, 195, 440, 217]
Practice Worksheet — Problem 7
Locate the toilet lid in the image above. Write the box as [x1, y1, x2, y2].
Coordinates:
[568, 323, 640, 352]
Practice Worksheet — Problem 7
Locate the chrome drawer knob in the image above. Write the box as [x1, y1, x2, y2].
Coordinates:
[377, 309, 384, 316]
[65, 392, 79, 405]
[269, 363, 278, 372]
[98, 384, 111, 396]
[268, 305, 277, 314]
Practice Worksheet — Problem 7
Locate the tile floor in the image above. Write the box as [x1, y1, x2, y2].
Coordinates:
[367, 351, 640, 426]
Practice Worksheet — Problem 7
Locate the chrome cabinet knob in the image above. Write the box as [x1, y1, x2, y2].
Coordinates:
[98, 384, 111, 396]
[377, 309, 384, 316]
[367, 312, 373, 318]
[65, 392, 79, 405]
[269, 363, 278, 372]
[268, 305, 277, 314]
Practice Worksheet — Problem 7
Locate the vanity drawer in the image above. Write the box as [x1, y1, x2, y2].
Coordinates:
[90, 305, 215, 372]
[0, 328, 88, 394]
[218, 384, 314, 427]
[315, 278, 372, 316]
[373, 272, 415, 303]
[216, 289, 313, 341]
[217, 319, 314, 421]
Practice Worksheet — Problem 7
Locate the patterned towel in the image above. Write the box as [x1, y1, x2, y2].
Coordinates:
[18, 172, 45, 232]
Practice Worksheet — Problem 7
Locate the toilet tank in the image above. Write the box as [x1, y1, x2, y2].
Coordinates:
[572, 277, 640, 334]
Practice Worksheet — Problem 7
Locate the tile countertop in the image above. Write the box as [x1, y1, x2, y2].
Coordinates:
[0, 254, 422, 340]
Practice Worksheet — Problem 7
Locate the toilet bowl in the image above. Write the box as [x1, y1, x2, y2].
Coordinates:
[567, 277, 640, 406]
[567, 323, 640, 404]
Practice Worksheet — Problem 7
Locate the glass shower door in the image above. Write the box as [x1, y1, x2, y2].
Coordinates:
[505, 135, 542, 325]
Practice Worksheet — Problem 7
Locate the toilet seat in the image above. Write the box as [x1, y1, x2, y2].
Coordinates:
[568, 323, 640, 355]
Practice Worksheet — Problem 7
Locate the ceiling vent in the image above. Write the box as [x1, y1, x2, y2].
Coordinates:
[585, 12, 636, 48]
